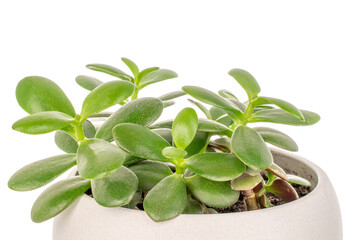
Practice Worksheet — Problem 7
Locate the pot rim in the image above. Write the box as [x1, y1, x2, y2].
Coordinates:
[70, 148, 325, 218]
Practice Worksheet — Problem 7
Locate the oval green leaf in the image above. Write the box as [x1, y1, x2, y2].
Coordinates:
[286, 174, 311, 187]
[172, 108, 198, 149]
[128, 160, 173, 191]
[138, 69, 178, 89]
[267, 163, 288, 180]
[77, 138, 126, 179]
[80, 80, 135, 121]
[185, 131, 209, 157]
[113, 123, 171, 161]
[183, 194, 202, 214]
[95, 97, 163, 141]
[158, 90, 186, 101]
[75, 75, 103, 91]
[31, 177, 90, 223]
[8, 154, 76, 191]
[231, 125, 273, 170]
[91, 166, 138, 207]
[185, 153, 245, 181]
[121, 57, 139, 77]
[162, 147, 187, 159]
[230, 173, 263, 191]
[254, 127, 298, 151]
[228, 68, 261, 100]
[12, 111, 74, 134]
[218, 89, 239, 100]
[144, 173, 187, 222]
[16, 76, 75, 116]
[136, 67, 159, 84]
[253, 96, 304, 121]
[248, 109, 320, 126]
[55, 131, 79, 153]
[86, 63, 132, 81]
[188, 99, 212, 119]
[152, 128, 172, 144]
[185, 174, 239, 208]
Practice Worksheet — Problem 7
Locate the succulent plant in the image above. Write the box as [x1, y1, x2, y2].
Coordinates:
[8, 58, 319, 223]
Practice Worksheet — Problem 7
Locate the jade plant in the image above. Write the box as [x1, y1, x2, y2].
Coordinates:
[8, 58, 320, 223]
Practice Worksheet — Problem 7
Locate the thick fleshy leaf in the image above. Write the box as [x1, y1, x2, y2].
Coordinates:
[185, 174, 239, 208]
[185, 131, 209, 157]
[144, 173, 187, 222]
[136, 67, 159, 84]
[163, 100, 175, 108]
[77, 139, 126, 179]
[218, 89, 239, 100]
[253, 97, 304, 121]
[12, 111, 74, 134]
[55, 131, 79, 153]
[149, 119, 173, 129]
[228, 68, 261, 100]
[266, 179, 299, 202]
[138, 69, 178, 89]
[231, 125, 273, 170]
[209, 107, 226, 120]
[158, 90, 186, 101]
[248, 109, 320, 126]
[83, 120, 96, 138]
[86, 63, 132, 81]
[216, 115, 234, 127]
[75, 75, 103, 91]
[183, 194, 202, 214]
[124, 190, 142, 209]
[31, 177, 90, 222]
[231, 173, 262, 191]
[267, 163, 288, 180]
[245, 167, 261, 176]
[172, 108, 198, 149]
[152, 128, 172, 144]
[162, 147, 187, 159]
[96, 97, 163, 141]
[8, 154, 76, 191]
[188, 99, 212, 119]
[121, 57, 139, 77]
[128, 160, 173, 191]
[228, 99, 247, 112]
[16, 76, 75, 116]
[254, 127, 298, 151]
[182, 86, 243, 119]
[91, 166, 138, 207]
[185, 153, 245, 181]
[212, 137, 231, 150]
[80, 80, 135, 121]
[113, 123, 171, 161]
[286, 174, 311, 186]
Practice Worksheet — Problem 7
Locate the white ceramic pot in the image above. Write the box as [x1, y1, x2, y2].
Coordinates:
[53, 149, 342, 240]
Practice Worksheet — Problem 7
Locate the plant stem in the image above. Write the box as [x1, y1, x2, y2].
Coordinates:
[75, 123, 85, 141]
[241, 189, 260, 211]
[131, 88, 139, 100]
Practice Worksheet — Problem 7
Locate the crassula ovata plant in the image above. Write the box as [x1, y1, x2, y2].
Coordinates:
[8, 58, 320, 223]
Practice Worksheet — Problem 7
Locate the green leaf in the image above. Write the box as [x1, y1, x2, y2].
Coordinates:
[258, 195, 273, 208]
[209, 107, 226, 120]
[83, 120, 96, 138]
[228, 99, 247, 112]
[248, 109, 320, 126]
[162, 147, 187, 159]
[54, 131, 79, 153]
[198, 118, 232, 137]
[266, 179, 299, 202]
[267, 163, 288, 180]
[185, 153, 245, 181]
[128, 160, 173, 191]
[158, 90, 186, 101]
[172, 108, 198, 149]
[144, 173, 187, 222]
[228, 68, 261, 100]
[91, 166, 138, 207]
[95, 97, 163, 141]
[152, 128, 172, 144]
[12, 111, 74, 134]
[188, 99, 212, 119]
[136, 67, 159, 84]
[231, 173, 263, 191]
[218, 89, 239, 100]
[31, 177, 90, 223]
[86, 63, 132, 81]
[183, 194, 202, 214]
[138, 69, 178, 89]
[8, 154, 76, 191]
[16, 76, 75, 117]
[77, 138, 126, 179]
[182, 86, 243, 120]
[80, 80, 135, 121]
[124, 190, 142, 209]
[113, 123, 171, 161]
[286, 174, 311, 186]
[121, 57, 139, 77]
[185, 174, 239, 208]
[253, 96, 304, 121]
[254, 127, 298, 151]
[184, 131, 209, 157]
[75, 75, 103, 91]
[231, 125, 273, 170]
[163, 100, 175, 108]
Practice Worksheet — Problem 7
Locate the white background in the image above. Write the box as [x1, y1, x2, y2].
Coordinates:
[0, 0, 358, 239]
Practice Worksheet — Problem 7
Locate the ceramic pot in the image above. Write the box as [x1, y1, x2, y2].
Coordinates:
[53, 148, 342, 240]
